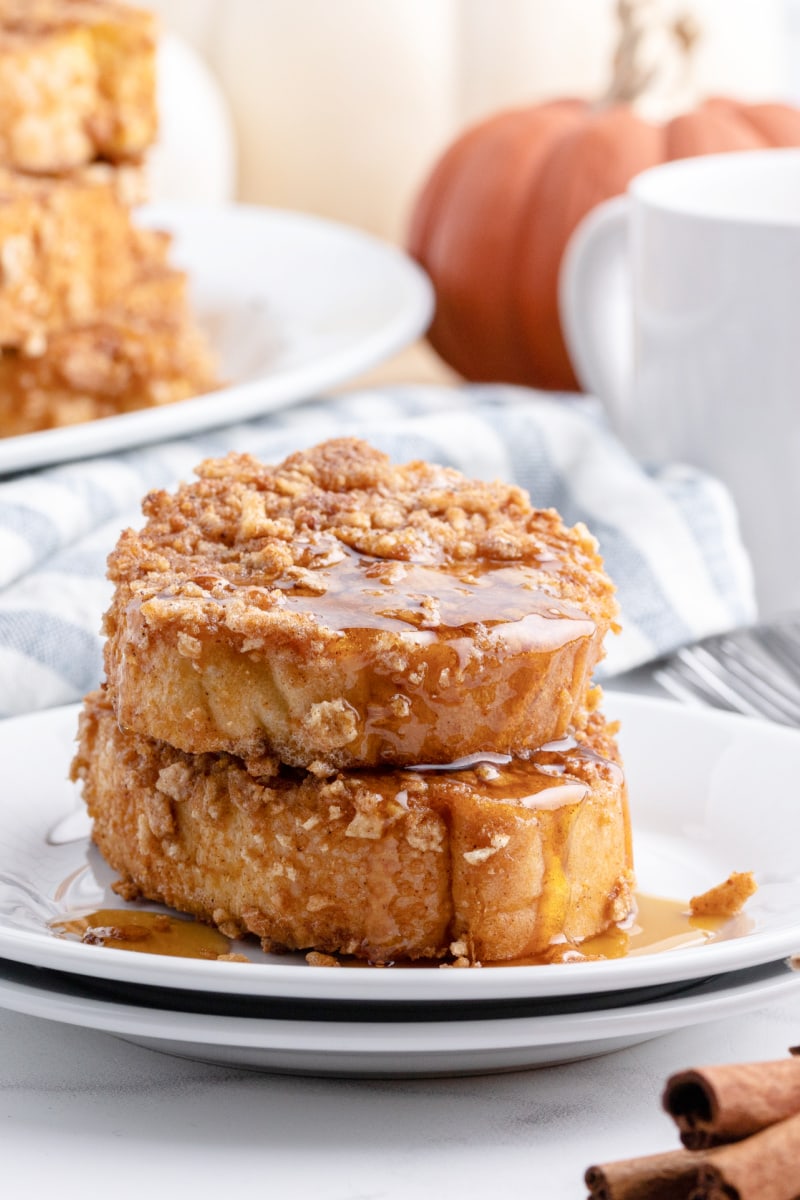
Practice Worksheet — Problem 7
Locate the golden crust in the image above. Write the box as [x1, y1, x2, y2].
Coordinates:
[0, 0, 157, 172]
[104, 440, 619, 768]
[72, 688, 633, 964]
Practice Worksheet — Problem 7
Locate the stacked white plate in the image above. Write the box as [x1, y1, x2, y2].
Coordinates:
[1, 694, 799, 1077]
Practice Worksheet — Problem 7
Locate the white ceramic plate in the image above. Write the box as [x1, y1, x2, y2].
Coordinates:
[1, 693, 799, 1004]
[0, 203, 434, 476]
[0, 956, 796, 1077]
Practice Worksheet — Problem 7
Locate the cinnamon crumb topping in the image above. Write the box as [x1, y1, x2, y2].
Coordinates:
[305, 951, 341, 967]
[689, 871, 757, 918]
[106, 439, 616, 623]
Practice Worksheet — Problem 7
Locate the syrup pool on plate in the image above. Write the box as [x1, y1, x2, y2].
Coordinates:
[538, 892, 740, 966]
[49, 892, 746, 965]
[51, 910, 233, 960]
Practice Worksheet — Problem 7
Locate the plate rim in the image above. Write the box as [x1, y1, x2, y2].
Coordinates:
[0, 956, 796, 1054]
[1, 693, 800, 1003]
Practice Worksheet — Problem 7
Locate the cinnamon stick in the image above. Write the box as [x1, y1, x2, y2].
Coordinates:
[663, 1059, 800, 1149]
[690, 1111, 800, 1200]
[585, 1147, 703, 1199]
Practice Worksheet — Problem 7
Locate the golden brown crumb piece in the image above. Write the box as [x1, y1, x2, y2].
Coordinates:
[0, 0, 157, 173]
[216, 953, 250, 964]
[305, 951, 341, 968]
[111, 876, 141, 901]
[690, 871, 757, 918]
[104, 439, 619, 769]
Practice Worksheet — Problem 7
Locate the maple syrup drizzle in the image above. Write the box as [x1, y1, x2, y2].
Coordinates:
[342, 740, 619, 809]
[278, 556, 593, 645]
[48, 893, 745, 965]
[162, 546, 597, 649]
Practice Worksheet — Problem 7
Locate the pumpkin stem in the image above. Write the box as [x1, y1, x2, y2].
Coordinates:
[603, 0, 700, 107]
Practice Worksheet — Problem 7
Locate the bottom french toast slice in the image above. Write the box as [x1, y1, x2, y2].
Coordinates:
[72, 688, 633, 964]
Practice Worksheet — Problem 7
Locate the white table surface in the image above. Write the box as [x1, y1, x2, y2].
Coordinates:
[2, 986, 798, 1198]
[3, 674, 798, 1199]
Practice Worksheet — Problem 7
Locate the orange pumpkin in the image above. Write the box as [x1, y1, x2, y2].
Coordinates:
[408, 96, 800, 392]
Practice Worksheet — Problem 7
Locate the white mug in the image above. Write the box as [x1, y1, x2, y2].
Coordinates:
[559, 147, 800, 618]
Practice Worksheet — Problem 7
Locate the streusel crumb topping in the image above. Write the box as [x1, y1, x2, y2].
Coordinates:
[107, 438, 618, 625]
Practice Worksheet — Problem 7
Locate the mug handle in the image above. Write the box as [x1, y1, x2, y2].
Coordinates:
[559, 195, 633, 431]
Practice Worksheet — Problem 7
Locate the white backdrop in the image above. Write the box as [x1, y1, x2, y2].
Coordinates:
[146, 0, 789, 241]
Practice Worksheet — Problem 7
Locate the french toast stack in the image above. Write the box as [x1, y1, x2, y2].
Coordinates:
[0, 0, 215, 438]
[72, 438, 635, 966]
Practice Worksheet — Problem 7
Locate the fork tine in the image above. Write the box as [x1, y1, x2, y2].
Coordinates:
[654, 660, 745, 714]
[712, 636, 800, 711]
[653, 614, 800, 726]
[760, 626, 800, 675]
[665, 647, 787, 721]
[678, 643, 800, 724]
[727, 627, 800, 707]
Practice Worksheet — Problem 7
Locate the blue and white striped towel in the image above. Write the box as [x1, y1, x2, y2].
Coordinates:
[0, 384, 755, 718]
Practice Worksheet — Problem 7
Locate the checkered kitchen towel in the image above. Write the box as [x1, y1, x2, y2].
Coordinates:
[0, 384, 755, 718]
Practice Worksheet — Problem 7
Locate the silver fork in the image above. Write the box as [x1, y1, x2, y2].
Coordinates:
[654, 615, 800, 726]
